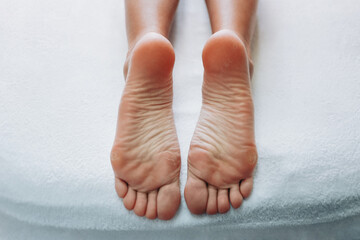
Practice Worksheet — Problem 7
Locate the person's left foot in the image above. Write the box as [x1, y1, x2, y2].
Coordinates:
[184, 30, 258, 215]
[111, 32, 181, 220]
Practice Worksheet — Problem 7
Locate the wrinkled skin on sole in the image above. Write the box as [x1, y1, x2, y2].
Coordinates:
[111, 32, 181, 220]
[185, 30, 258, 215]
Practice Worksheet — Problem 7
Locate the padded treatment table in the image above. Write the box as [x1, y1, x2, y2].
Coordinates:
[1, 0, 360, 239]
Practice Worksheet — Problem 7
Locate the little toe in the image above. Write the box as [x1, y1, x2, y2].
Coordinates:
[240, 177, 253, 199]
[217, 189, 230, 214]
[157, 181, 181, 220]
[115, 178, 128, 198]
[229, 184, 243, 209]
[133, 192, 147, 217]
[123, 187, 136, 210]
[184, 175, 208, 215]
[206, 185, 218, 215]
[145, 190, 157, 220]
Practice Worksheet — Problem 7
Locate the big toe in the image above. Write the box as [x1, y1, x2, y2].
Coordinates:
[184, 175, 208, 215]
[115, 178, 128, 198]
[157, 181, 181, 220]
[240, 177, 254, 199]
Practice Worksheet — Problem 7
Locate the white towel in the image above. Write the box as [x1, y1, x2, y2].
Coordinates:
[0, 0, 360, 238]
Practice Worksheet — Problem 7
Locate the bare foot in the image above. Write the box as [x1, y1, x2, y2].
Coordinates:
[111, 32, 181, 220]
[184, 30, 257, 215]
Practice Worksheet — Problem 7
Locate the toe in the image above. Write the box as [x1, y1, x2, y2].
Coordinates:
[206, 185, 217, 215]
[240, 177, 253, 199]
[115, 178, 128, 198]
[133, 192, 147, 217]
[123, 187, 136, 210]
[217, 189, 230, 214]
[229, 184, 243, 209]
[145, 190, 157, 219]
[157, 181, 181, 220]
[184, 175, 208, 215]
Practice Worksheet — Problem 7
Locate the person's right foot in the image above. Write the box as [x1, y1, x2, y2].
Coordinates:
[184, 30, 258, 215]
[111, 32, 181, 220]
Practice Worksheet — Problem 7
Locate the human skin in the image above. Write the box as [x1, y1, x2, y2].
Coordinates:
[184, 0, 258, 215]
[110, 0, 181, 220]
[204, 0, 257, 77]
[110, 0, 258, 219]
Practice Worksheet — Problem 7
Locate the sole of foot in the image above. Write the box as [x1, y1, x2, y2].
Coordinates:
[111, 32, 181, 220]
[184, 29, 257, 215]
